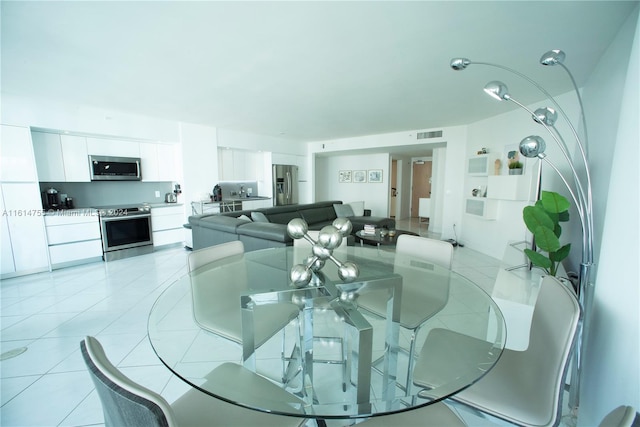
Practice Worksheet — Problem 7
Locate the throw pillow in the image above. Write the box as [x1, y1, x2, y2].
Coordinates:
[251, 211, 270, 223]
[334, 203, 355, 218]
[237, 214, 252, 222]
[348, 201, 365, 217]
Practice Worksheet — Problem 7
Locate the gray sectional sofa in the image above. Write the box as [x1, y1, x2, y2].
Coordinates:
[188, 200, 395, 252]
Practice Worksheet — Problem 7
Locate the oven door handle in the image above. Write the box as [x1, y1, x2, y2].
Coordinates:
[100, 213, 151, 222]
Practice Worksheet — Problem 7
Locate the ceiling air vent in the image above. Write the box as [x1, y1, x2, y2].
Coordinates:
[417, 130, 443, 140]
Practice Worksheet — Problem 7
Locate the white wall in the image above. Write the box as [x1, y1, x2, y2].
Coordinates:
[310, 126, 467, 240]
[315, 152, 390, 217]
[578, 7, 640, 425]
[179, 122, 218, 213]
[1, 93, 181, 142]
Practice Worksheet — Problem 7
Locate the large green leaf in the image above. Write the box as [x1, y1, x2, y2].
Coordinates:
[550, 243, 572, 262]
[523, 206, 554, 233]
[524, 249, 552, 270]
[533, 226, 561, 252]
[540, 191, 570, 214]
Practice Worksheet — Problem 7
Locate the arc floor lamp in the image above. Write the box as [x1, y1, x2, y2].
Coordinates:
[451, 50, 594, 411]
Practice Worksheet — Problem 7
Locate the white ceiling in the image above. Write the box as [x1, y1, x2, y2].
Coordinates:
[1, 1, 636, 147]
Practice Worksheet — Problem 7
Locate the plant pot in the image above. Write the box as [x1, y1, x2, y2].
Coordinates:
[509, 168, 523, 175]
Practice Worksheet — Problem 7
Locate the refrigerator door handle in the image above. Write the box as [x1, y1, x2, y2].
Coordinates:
[286, 171, 291, 202]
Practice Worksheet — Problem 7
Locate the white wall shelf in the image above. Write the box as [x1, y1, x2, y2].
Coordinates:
[487, 175, 534, 201]
[465, 197, 497, 220]
[467, 155, 490, 176]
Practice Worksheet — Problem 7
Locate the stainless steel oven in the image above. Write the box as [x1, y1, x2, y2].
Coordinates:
[96, 204, 153, 261]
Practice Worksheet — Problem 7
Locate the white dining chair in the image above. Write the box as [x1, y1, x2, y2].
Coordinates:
[357, 235, 454, 391]
[81, 336, 306, 427]
[599, 405, 638, 427]
[357, 401, 466, 426]
[187, 240, 244, 272]
[188, 241, 301, 383]
[412, 275, 581, 427]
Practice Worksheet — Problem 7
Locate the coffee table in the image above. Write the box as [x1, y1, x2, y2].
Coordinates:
[355, 229, 419, 247]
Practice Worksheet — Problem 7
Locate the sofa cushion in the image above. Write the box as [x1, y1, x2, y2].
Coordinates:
[237, 222, 292, 243]
[348, 201, 365, 216]
[251, 211, 269, 222]
[300, 205, 337, 225]
[198, 215, 251, 233]
[334, 203, 354, 218]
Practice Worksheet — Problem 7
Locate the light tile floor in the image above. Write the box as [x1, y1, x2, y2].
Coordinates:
[0, 218, 576, 426]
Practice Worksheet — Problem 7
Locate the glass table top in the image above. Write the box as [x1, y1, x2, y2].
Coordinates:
[148, 246, 505, 420]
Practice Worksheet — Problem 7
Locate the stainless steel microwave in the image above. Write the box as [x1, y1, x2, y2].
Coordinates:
[89, 155, 142, 181]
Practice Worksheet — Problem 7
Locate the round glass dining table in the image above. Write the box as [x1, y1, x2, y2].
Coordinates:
[148, 245, 505, 422]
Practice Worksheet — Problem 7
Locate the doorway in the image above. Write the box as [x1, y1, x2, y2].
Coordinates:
[411, 160, 432, 218]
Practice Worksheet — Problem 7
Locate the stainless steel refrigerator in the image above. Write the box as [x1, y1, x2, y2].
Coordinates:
[272, 164, 298, 206]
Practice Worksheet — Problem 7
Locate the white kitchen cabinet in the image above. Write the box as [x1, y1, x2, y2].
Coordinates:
[32, 132, 91, 182]
[0, 183, 50, 277]
[1, 125, 38, 182]
[86, 137, 140, 157]
[139, 142, 160, 181]
[151, 205, 185, 247]
[140, 142, 178, 182]
[218, 149, 259, 181]
[157, 143, 178, 181]
[0, 190, 16, 275]
[60, 135, 90, 181]
[32, 131, 66, 181]
[44, 211, 102, 268]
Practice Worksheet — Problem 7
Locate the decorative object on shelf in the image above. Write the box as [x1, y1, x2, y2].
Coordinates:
[451, 49, 593, 409]
[508, 160, 524, 175]
[353, 170, 366, 183]
[287, 218, 359, 288]
[494, 159, 501, 175]
[522, 191, 571, 276]
[338, 170, 352, 183]
[367, 169, 383, 183]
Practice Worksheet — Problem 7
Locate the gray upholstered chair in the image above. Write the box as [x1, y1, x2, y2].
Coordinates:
[356, 401, 466, 426]
[81, 336, 305, 427]
[412, 275, 581, 427]
[357, 235, 454, 391]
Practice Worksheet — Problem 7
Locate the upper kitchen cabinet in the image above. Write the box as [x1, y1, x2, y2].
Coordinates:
[32, 131, 91, 182]
[1, 125, 38, 182]
[139, 142, 179, 182]
[217, 149, 264, 181]
[86, 137, 140, 157]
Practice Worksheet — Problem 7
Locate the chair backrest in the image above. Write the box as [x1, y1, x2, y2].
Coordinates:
[521, 275, 581, 426]
[599, 406, 638, 427]
[396, 234, 454, 269]
[80, 336, 177, 427]
[187, 240, 244, 272]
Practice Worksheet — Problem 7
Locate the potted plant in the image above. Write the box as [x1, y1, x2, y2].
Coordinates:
[522, 191, 571, 277]
[508, 160, 524, 175]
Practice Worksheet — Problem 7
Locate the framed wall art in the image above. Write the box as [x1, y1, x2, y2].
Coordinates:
[338, 170, 352, 183]
[353, 170, 367, 183]
[368, 169, 383, 183]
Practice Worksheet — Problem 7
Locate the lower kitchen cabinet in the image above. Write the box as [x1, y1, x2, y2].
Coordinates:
[44, 210, 103, 268]
[151, 205, 185, 247]
[0, 183, 49, 278]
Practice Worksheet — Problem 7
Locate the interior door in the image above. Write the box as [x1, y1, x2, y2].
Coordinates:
[411, 161, 432, 217]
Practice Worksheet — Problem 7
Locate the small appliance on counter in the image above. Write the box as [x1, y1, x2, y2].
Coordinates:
[165, 192, 177, 203]
[42, 187, 61, 209]
[212, 184, 222, 201]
